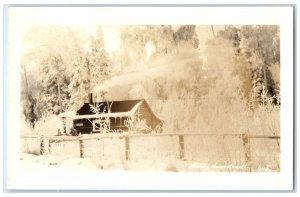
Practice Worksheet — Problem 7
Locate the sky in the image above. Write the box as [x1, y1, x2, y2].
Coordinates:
[102, 26, 121, 55]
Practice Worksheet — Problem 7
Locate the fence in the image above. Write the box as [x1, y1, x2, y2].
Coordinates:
[20, 133, 280, 172]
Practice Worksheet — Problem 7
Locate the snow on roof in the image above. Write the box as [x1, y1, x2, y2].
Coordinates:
[77, 99, 143, 114]
[59, 100, 144, 120]
[58, 111, 76, 118]
[71, 112, 131, 120]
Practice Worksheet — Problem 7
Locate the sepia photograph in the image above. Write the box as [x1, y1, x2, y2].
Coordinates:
[19, 24, 280, 172]
[5, 5, 294, 191]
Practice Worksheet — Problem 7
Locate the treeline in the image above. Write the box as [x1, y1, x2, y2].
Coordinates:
[217, 26, 280, 105]
[21, 25, 280, 129]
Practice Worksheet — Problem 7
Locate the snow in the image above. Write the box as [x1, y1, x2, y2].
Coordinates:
[20, 133, 279, 173]
[13, 151, 277, 190]
[58, 111, 77, 118]
[70, 112, 130, 119]
[20, 153, 249, 173]
[20, 148, 276, 173]
[57, 101, 143, 120]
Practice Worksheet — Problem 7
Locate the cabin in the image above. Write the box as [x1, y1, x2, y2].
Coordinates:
[58, 95, 162, 135]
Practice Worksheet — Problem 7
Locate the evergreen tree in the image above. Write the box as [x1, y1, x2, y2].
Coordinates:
[68, 51, 91, 110]
[88, 27, 111, 89]
[37, 55, 70, 117]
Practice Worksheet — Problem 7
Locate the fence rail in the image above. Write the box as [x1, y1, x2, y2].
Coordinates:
[20, 133, 280, 172]
[21, 133, 280, 139]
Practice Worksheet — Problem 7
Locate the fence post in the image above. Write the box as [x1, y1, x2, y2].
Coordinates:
[179, 135, 185, 159]
[79, 139, 84, 158]
[48, 139, 52, 153]
[40, 137, 44, 155]
[125, 137, 130, 160]
[242, 133, 251, 171]
[62, 117, 67, 134]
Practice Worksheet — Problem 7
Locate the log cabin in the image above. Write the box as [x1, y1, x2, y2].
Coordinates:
[58, 94, 162, 135]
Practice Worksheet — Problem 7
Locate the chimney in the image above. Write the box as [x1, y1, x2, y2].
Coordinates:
[88, 93, 93, 104]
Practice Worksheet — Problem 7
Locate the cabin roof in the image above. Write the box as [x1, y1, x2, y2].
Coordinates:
[77, 99, 143, 115]
[59, 99, 161, 121]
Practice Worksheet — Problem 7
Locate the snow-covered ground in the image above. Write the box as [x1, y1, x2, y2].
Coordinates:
[20, 153, 274, 173]
[11, 150, 277, 190]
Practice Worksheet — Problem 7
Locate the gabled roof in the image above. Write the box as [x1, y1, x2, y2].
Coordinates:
[59, 99, 144, 119]
[77, 99, 143, 115]
[59, 99, 162, 123]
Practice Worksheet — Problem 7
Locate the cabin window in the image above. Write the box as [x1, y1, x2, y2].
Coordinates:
[75, 122, 83, 127]
[93, 118, 110, 132]
[74, 119, 84, 127]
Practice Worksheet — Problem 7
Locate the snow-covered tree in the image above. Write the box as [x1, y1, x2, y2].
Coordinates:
[240, 26, 280, 101]
[21, 26, 85, 118]
[36, 55, 70, 116]
[119, 26, 149, 70]
[118, 25, 199, 71]
[88, 27, 111, 89]
[68, 51, 91, 110]
[218, 25, 280, 104]
[145, 25, 175, 55]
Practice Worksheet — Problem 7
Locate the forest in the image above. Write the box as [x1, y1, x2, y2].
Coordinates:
[20, 25, 280, 136]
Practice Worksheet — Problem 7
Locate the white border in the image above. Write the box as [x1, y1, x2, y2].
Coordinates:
[5, 6, 294, 191]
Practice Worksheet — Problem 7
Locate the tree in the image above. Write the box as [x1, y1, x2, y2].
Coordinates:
[68, 51, 91, 110]
[21, 64, 37, 127]
[205, 37, 243, 98]
[119, 26, 150, 70]
[173, 25, 199, 49]
[36, 55, 70, 116]
[240, 26, 280, 103]
[88, 27, 111, 89]
[218, 25, 280, 104]
[118, 25, 199, 71]
[145, 25, 175, 55]
[21, 26, 86, 119]
[218, 25, 241, 53]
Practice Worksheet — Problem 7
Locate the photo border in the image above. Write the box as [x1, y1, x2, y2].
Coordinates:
[2, 3, 297, 193]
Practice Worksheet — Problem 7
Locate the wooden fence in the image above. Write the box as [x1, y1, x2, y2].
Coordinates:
[20, 133, 280, 172]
